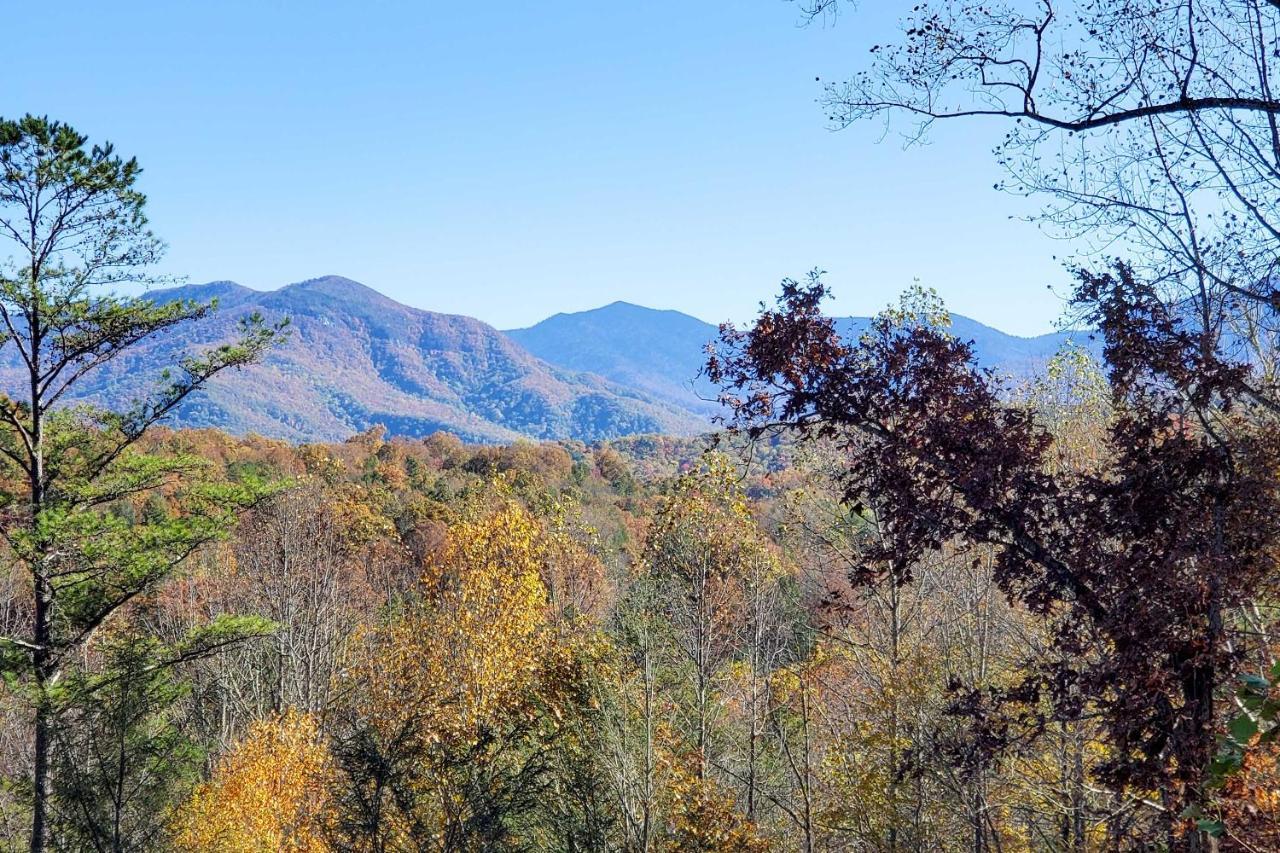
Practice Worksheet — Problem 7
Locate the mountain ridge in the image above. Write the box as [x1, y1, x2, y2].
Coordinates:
[2, 276, 707, 444]
[12, 277, 1095, 444]
[508, 300, 1098, 419]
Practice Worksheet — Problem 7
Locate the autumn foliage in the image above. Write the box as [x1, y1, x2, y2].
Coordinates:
[0, 343, 1257, 853]
[0, 271, 1254, 853]
[171, 710, 334, 852]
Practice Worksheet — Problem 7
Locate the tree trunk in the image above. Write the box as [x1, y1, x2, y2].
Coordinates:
[29, 694, 48, 853]
[28, 329, 47, 853]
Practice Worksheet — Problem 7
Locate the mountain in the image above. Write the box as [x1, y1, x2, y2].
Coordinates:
[506, 301, 722, 416]
[0, 280, 1099, 444]
[509, 302, 1099, 417]
[832, 315, 1099, 373]
[0, 277, 707, 444]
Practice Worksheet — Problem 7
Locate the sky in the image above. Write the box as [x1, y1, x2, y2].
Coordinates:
[3, 1, 1077, 335]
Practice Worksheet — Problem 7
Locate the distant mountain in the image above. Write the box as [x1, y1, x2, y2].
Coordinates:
[0, 280, 1100, 444]
[0, 277, 707, 444]
[832, 315, 1099, 374]
[507, 302, 722, 416]
[509, 303, 1098, 417]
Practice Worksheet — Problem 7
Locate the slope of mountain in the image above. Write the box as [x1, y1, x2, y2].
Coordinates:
[0, 280, 1100, 444]
[506, 301, 722, 415]
[1, 277, 707, 444]
[509, 303, 1099, 417]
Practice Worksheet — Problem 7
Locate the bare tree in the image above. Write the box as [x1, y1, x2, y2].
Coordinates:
[808, 0, 1280, 400]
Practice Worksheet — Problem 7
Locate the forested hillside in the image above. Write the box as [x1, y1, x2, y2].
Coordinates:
[0, 281, 1094, 445]
[0, 418, 1196, 851]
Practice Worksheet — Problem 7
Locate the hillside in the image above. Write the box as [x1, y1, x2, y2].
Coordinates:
[0, 281, 1099, 444]
[0, 277, 707, 444]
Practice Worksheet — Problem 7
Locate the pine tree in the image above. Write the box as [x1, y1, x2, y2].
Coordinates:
[0, 115, 284, 852]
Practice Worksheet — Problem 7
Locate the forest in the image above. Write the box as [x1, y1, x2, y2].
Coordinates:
[12, 414, 1225, 853]
[7, 0, 1280, 851]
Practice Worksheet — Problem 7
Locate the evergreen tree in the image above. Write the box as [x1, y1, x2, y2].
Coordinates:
[0, 115, 283, 852]
[50, 633, 201, 852]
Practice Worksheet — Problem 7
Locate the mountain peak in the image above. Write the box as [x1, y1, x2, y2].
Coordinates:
[282, 275, 388, 299]
[595, 300, 686, 317]
[508, 300, 706, 334]
[22, 277, 707, 444]
[267, 276, 409, 321]
[507, 302, 723, 416]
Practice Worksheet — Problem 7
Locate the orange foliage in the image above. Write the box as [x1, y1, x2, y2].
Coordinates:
[1220, 741, 1280, 850]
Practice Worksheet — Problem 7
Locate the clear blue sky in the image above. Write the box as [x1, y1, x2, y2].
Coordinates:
[4, 1, 1075, 335]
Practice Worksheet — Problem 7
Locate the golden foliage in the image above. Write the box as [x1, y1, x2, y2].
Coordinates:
[359, 497, 550, 743]
[667, 759, 772, 852]
[540, 496, 612, 626]
[171, 709, 334, 852]
[338, 489, 592, 846]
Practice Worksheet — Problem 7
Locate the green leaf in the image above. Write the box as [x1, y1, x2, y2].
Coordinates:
[1240, 673, 1270, 696]
[1196, 819, 1225, 838]
[1229, 714, 1259, 744]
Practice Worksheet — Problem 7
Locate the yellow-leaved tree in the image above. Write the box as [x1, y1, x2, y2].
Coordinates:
[171, 709, 334, 852]
[330, 485, 608, 851]
[364, 497, 549, 741]
[667, 757, 774, 853]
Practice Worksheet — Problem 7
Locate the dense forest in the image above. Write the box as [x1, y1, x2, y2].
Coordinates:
[11, 415, 1230, 852]
[8, 0, 1280, 850]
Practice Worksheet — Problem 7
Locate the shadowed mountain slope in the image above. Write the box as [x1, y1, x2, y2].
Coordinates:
[507, 301, 723, 415]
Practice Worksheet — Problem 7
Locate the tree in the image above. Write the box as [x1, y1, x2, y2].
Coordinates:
[643, 460, 777, 784]
[802, 0, 1280, 406]
[141, 478, 390, 764]
[666, 762, 771, 853]
[776, 435, 1074, 851]
[49, 631, 201, 852]
[171, 708, 334, 852]
[0, 115, 283, 852]
[333, 486, 607, 850]
[638, 458, 805, 846]
[602, 567, 672, 853]
[709, 271, 1280, 848]
[218, 482, 377, 722]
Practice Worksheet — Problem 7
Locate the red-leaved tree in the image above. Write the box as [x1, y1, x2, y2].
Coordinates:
[708, 266, 1280, 849]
